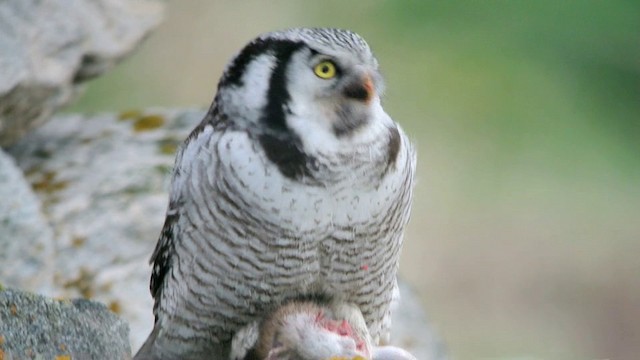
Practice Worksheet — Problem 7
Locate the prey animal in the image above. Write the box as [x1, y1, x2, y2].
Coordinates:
[233, 298, 417, 360]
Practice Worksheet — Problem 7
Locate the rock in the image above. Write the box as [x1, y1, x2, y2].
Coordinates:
[393, 282, 448, 360]
[0, 0, 164, 146]
[0, 287, 131, 360]
[8, 110, 446, 357]
[0, 149, 55, 294]
[8, 109, 202, 350]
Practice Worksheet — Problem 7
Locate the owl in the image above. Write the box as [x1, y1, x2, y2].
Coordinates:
[135, 28, 416, 359]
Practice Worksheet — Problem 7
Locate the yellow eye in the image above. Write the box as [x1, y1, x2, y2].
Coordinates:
[314, 60, 337, 79]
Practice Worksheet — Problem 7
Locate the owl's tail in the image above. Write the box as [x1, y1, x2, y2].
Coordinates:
[133, 325, 160, 360]
[134, 323, 230, 360]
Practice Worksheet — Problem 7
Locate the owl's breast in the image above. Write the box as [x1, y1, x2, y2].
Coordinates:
[212, 128, 409, 298]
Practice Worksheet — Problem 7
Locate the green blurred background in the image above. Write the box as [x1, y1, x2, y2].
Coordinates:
[70, 1, 640, 359]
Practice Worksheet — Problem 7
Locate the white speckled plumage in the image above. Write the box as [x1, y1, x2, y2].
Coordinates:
[136, 28, 416, 359]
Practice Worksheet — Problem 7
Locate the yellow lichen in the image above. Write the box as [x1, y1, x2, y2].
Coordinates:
[108, 300, 122, 314]
[118, 109, 143, 121]
[157, 137, 181, 155]
[31, 171, 69, 194]
[132, 115, 165, 132]
[54, 298, 72, 305]
[54, 355, 71, 360]
[62, 268, 94, 299]
[71, 236, 87, 248]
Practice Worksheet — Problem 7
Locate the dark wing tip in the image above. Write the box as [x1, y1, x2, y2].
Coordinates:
[149, 208, 180, 308]
[386, 125, 401, 169]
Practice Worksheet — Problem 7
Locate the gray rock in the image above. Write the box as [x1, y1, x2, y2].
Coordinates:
[8, 109, 202, 350]
[393, 282, 448, 360]
[0, 287, 131, 360]
[0, 0, 163, 146]
[0, 149, 54, 294]
[8, 110, 446, 358]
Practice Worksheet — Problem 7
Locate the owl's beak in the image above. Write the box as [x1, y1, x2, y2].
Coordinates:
[342, 72, 375, 103]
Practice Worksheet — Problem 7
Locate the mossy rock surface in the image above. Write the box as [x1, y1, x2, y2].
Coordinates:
[0, 288, 131, 360]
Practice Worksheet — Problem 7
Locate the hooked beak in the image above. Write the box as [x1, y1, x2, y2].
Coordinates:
[342, 72, 375, 103]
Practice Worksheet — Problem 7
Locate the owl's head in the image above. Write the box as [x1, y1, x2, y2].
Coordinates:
[214, 28, 387, 141]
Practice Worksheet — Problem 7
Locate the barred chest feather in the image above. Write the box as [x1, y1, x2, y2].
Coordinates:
[166, 111, 414, 341]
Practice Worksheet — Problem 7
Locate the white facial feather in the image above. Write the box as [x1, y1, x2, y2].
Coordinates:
[283, 49, 387, 156]
[219, 54, 276, 126]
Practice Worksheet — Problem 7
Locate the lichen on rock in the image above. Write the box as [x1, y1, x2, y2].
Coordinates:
[0, 288, 131, 359]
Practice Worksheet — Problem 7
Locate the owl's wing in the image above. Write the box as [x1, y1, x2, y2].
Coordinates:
[149, 115, 216, 319]
[149, 203, 179, 319]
